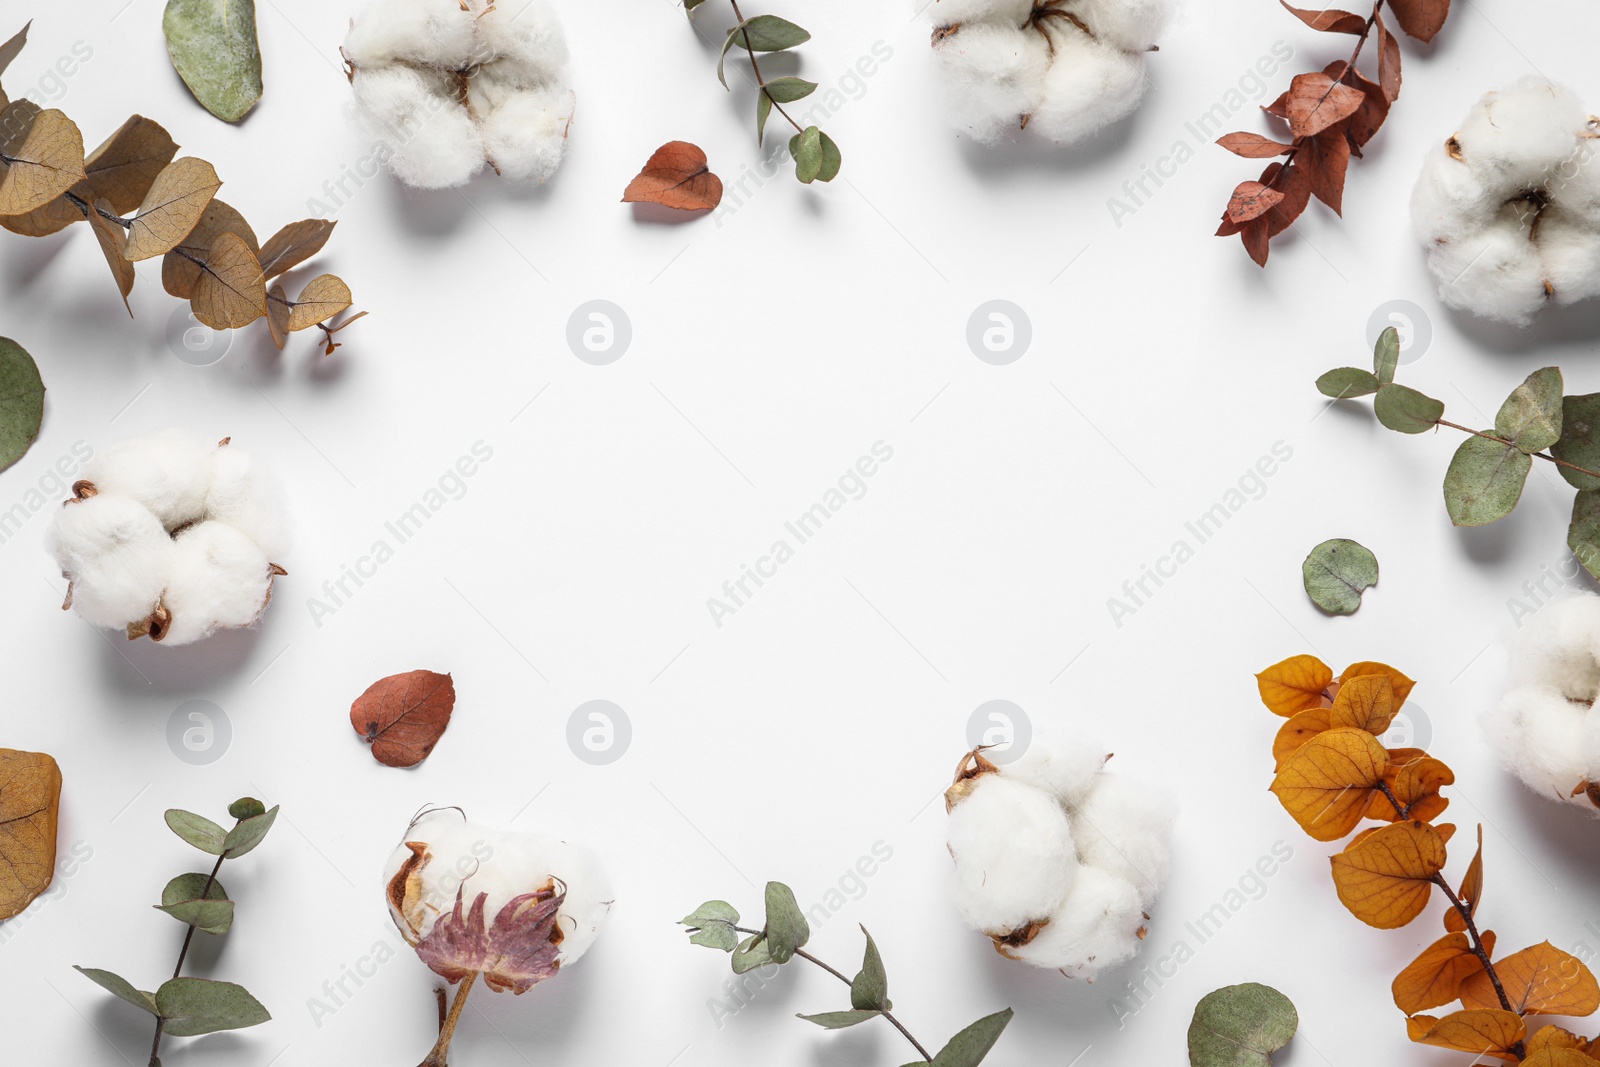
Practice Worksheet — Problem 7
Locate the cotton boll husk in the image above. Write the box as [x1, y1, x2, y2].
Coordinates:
[1485, 686, 1593, 801]
[1424, 217, 1548, 325]
[926, 0, 1034, 27]
[932, 23, 1049, 142]
[207, 446, 288, 560]
[1068, 773, 1175, 909]
[1006, 739, 1109, 807]
[352, 66, 485, 189]
[1073, 0, 1176, 53]
[1535, 210, 1600, 306]
[47, 494, 173, 628]
[1456, 79, 1590, 188]
[1506, 593, 1600, 698]
[475, 0, 569, 79]
[948, 775, 1077, 935]
[343, 0, 478, 69]
[1027, 32, 1146, 143]
[1005, 866, 1145, 977]
[83, 429, 213, 530]
[159, 522, 272, 646]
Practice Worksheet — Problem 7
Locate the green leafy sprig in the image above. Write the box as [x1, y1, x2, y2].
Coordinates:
[681, 882, 1013, 1066]
[684, 0, 841, 184]
[1318, 327, 1600, 574]
[76, 798, 279, 1067]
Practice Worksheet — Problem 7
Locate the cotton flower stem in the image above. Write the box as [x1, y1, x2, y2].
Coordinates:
[1433, 418, 1600, 480]
[419, 971, 478, 1067]
[147, 844, 231, 1066]
[732, 926, 934, 1062]
[1264, 1, 1383, 193]
[728, 0, 805, 136]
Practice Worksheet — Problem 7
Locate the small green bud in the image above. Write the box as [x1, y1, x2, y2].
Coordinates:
[228, 797, 266, 821]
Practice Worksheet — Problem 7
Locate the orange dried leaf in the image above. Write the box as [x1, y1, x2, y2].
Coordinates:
[1407, 1009, 1526, 1061]
[1376, 13, 1402, 103]
[1371, 756, 1453, 823]
[622, 141, 723, 212]
[1523, 1050, 1599, 1067]
[1257, 655, 1333, 716]
[1329, 674, 1395, 734]
[1527, 1026, 1590, 1055]
[0, 748, 62, 920]
[1341, 662, 1416, 707]
[350, 670, 456, 767]
[1271, 727, 1388, 840]
[1273, 707, 1331, 770]
[1330, 820, 1445, 928]
[1393, 930, 1494, 1014]
[1458, 824, 1484, 916]
[1460, 942, 1600, 1016]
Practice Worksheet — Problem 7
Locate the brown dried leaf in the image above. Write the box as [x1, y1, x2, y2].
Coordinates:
[1279, 1, 1369, 32]
[86, 196, 135, 315]
[1298, 127, 1352, 214]
[350, 670, 456, 768]
[1262, 160, 1312, 238]
[1330, 820, 1445, 928]
[266, 283, 290, 350]
[622, 140, 723, 212]
[1459, 942, 1600, 1016]
[161, 199, 258, 299]
[0, 104, 86, 216]
[83, 116, 178, 215]
[1329, 62, 1391, 153]
[1393, 931, 1494, 1014]
[0, 748, 61, 920]
[1377, 13, 1403, 103]
[189, 230, 266, 329]
[1388, 0, 1450, 42]
[1217, 132, 1294, 158]
[1285, 72, 1367, 139]
[124, 157, 221, 262]
[1407, 1010, 1526, 1062]
[257, 218, 336, 279]
[1226, 180, 1286, 223]
[286, 274, 351, 331]
[1270, 727, 1388, 840]
[0, 184, 85, 236]
[0, 22, 30, 82]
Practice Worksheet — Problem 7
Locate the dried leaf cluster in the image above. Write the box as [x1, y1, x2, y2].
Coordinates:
[0, 24, 360, 354]
[77, 798, 279, 1067]
[0, 748, 61, 921]
[350, 670, 456, 767]
[1216, 0, 1452, 266]
[1319, 327, 1600, 578]
[682, 883, 1013, 1065]
[1258, 655, 1600, 1062]
[683, 0, 842, 185]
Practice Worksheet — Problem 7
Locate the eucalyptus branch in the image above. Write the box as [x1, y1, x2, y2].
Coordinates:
[729, 0, 802, 136]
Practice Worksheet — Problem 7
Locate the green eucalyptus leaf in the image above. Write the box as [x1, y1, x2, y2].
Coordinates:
[682, 899, 741, 952]
[816, 131, 842, 182]
[1372, 326, 1400, 384]
[731, 933, 773, 974]
[155, 898, 234, 935]
[756, 91, 772, 145]
[0, 337, 43, 474]
[1569, 490, 1600, 581]
[74, 966, 158, 1016]
[929, 1008, 1014, 1067]
[763, 76, 817, 103]
[162, 0, 263, 123]
[849, 926, 889, 1011]
[685, 0, 709, 10]
[154, 977, 270, 1037]
[790, 126, 823, 184]
[1494, 366, 1563, 454]
[732, 15, 811, 51]
[1551, 393, 1600, 490]
[162, 872, 228, 906]
[682, 900, 739, 926]
[1187, 982, 1298, 1067]
[1315, 367, 1379, 399]
[1373, 383, 1443, 434]
[222, 805, 278, 858]
[164, 809, 227, 855]
[798, 1009, 881, 1029]
[227, 797, 265, 821]
[1301, 538, 1378, 616]
[1443, 435, 1531, 526]
[763, 881, 810, 962]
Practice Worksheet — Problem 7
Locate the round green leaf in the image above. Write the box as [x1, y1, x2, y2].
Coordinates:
[222, 804, 278, 858]
[682, 900, 741, 951]
[1188, 983, 1298, 1067]
[165, 809, 227, 855]
[155, 976, 270, 1037]
[75, 966, 158, 1016]
[1372, 326, 1400, 384]
[1302, 538, 1378, 616]
[1373, 383, 1443, 434]
[162, 872, 228, 907]
[227, 797, 265, 820]
[162, 0, 263, 123]
[816, 131, 842, 183]
[731, 933, 773, 974]
[763, 881, 810, 962]
[155, 897, 234, 935]
[0, 337, 44, 474]
[1443, 435, 1531, 526]
[1551, 392, 1600, 490]
[1570, 489, 1600, 581]
[790, 126, 823, 184]
[1315, 367, 1379, 399]
[1494, 366, 1563, 453]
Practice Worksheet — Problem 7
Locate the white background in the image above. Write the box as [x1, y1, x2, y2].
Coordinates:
[4, 1, 1600, 1065]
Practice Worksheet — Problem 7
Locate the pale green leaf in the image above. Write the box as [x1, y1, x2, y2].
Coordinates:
[790, 126, 823, 184]
[162, 872, 228, 907]
[155, 977, 270, 1036]
[762, 76, 816, 103]
[1570, 490, 1600, 582]
[154, 898, 234, 935]
[1315, 367, 1379, 399]
[0, 336, 43, 473]
[222, 805, 277, 858]
[1551, 393, 1600, 490]
[816, 130, 842, 182]
[798, 1009, 881, 1029]
[1494, 366, 1563, 454]
[850, 925, 889, 1011]
[731, 933, 773, 974]
[1443, 435, 1531, 526]
[74, 966, 158, 1016]
[763, 881, 809, 963]
[165, 809, 227, 854]
[1373, 326, 1400, 384]
[1373, 383, 1443, 434]
[930, 1008, 1014, 1067]
[1188, 983, 1298, 1067]
[1302, 538, 1378, 616]
[162, 0, 263, 123]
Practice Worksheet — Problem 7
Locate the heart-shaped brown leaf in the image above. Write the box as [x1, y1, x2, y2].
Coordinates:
[257, 218, 336, 278]
[0, 104, 86, 216]
[86, 196, 135, 315]
[1285, 72, 1366, 138]
[161, 199, 258, 299]
[84, 116, 178, 215]
[0, 748, 62, 920]
[350, 670, 456, 767]
[1388, 0, 1450, 42]
[125, 157, 221, 261]
[1217, 132, 1294, 158]
[189, 230, 266, 329]
[286, 274, 351, 331]
[622, 141, 723, 212]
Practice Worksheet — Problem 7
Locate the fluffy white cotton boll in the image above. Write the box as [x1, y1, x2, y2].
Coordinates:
[1424, 218, 1548, 326]
[1029, 32, 1146, 143]
[352, 66, 485, 190]
[932, 23, 1050, 143]
[207, 446, 288, 559]
[927, 0, 1034, 27]
[1506, 593, 1600, 698]
[342, 0, 478, 69]
[1008, 739, 1109, 807]
[82, 429, 213, 530]
[1068, 773, 1175, 909]
[1456, 80, 1590, 187]
[1485, 686, 1591, 801]
[160, 523, 273, 646]
[478, 89, 573, 182]
[476, 0, 569, 79]
[1412, 148, 1498, 240]
[47, 494, 172, 628]
[1004, 866, 1145, 977]
[948, 775, 1078, 935]
[1537, 211, 1600, 306]
[1072, 0, 1177, 53]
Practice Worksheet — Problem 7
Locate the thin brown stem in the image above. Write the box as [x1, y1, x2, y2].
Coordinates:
[148, 850, 227, 1066]
[728, 0, 804, 136]
[419, 972, 478, 1067]
[63, 189, 132, 229]
[1433, 418, 1600, 480]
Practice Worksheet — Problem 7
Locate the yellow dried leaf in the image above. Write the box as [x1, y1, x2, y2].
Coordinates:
[1330, 820, 1446, 928]
[258, 217, 336, 278]
[1524, 1050, 1600, 1067]
[1257, 654, 1333, 715]
[0, 748, 62, 920]
[1329, 674, 1395, 734]
[1270, 727, 1388, 840]
[189, 230, 266, 329]
[1457, 823, 1484, 916]
[86, 196, 134, 316]
[124, 156, 220, 261]
[286, 273, 351, 331]
[1392, 930, 1494, 1014]
[1341, 661, 1416, 707]
[1528, 1026, 1591, 1055]
[1460, 942, 1600, 1016]
[1407, 1009, 1526, 1061]
[161, 198, 258, 299]
[1273, 707, 1330, 770]
[83, 115, 177, 214]
[266, 282, 290, 350]
[0, 103, 85, 215]
[1371, 756, 1454, 824]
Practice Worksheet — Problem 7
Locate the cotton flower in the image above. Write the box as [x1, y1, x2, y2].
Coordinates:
[342, 0, 575, 189]
[46, 430, 286, 646]
[1483, 593, 1600, 814]
[928, 0, 1175, 144]
[385, 810, 611, 1066]
[1412, 77, 1600, 326]
[945, 737, 1174, 979]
